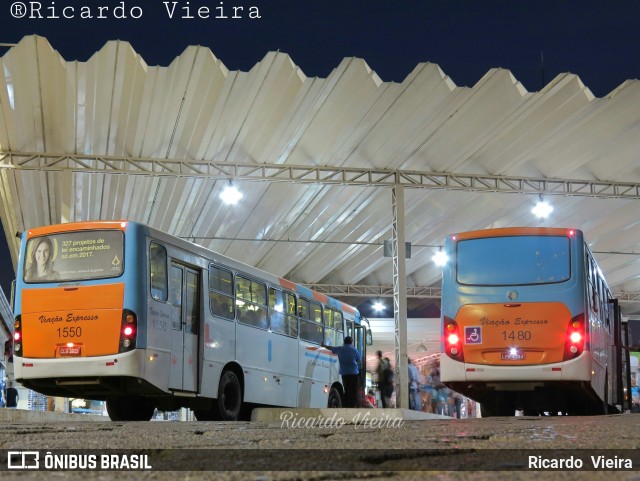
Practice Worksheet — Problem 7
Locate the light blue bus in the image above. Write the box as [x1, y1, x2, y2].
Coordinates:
[440, 227, 630, 416]
[13, 220, 371, 420]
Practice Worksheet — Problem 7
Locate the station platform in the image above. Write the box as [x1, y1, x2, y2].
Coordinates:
[0, 406, 449, 423]
[251, 407, 449, 422]
[0, 408, 105, 422]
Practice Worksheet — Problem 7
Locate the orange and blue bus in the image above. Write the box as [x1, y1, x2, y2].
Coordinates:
[440, 227, 629, 416]
[12, 220, 370, 420]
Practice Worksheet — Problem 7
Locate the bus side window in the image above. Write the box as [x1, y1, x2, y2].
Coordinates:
[269, 288, 298, 337]
[150, 242, 168, 301]
[298, 298, 312, 342]
[299, 298, 323, 344]
[286, 292, 298, 337]
[323, 308, 333, 345]
[324, 308, 344, 346]
[588, 257, 598, 313]
[268, 288, 285, 334]
[170, 265, 183, 330]
[334, 311, 344, 346]
[599, 278, 606, 322]
[209, 265, 234, 320]
[236, 275, 268, 329]
[185, 271, 200, 335]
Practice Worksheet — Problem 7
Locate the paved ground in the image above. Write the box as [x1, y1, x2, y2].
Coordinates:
[0, 408, 638, 480]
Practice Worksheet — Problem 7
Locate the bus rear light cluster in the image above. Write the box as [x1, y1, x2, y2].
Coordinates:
[443, 317, 464, 361]
[119, 310, 138, 353]
[12, 316, 22, 356]
[563, 314, 585, 361]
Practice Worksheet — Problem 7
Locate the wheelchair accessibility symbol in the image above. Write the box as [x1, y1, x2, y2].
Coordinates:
[464, 326, 482, 344]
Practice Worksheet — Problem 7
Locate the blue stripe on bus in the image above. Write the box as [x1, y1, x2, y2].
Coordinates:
[296, 285, 315, 299]
[304, 351, 338, 363]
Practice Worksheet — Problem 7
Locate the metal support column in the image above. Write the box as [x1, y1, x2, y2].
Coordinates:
[391, 184, 409, 409]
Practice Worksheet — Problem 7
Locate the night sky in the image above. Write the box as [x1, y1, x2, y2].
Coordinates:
[0, 0, 639, 296]
[1, 0, 638, 94]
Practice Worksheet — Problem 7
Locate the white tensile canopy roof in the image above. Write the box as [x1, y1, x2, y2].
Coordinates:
[1, 36, 639, 363]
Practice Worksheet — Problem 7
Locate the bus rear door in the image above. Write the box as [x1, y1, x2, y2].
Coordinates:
[168, 264, 200, 392]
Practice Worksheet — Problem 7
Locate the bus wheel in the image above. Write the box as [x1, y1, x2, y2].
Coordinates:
[217, 370, 243, 421]
[479, 403, 496, 417]
[328, 387, 342, 408]
[106, 398, 125, 421]
[131, 398, 156, 421]
[106, 397, 155, 421]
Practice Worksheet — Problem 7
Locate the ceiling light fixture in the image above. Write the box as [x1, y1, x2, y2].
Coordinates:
[219, 180, 243, 205]
[531, 193, 553, 218]
[372, 299, 385, 312]
[432, 248, 448, 266]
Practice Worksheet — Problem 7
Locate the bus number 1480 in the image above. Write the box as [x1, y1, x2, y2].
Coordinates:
[501, 330, 531, 341]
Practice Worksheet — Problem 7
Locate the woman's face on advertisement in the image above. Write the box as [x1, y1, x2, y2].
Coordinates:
[35, 241, 50, 266]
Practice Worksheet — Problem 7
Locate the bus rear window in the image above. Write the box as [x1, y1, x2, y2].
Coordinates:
[456, 235, 570, 286]
[24, 230, 124, 283]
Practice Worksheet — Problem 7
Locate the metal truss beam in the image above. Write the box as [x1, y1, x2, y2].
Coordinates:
[616, 292, 640, 304]
[304, 283, 640, 307]
[2, 151, 640, 199]
[303, 284, 443, 298]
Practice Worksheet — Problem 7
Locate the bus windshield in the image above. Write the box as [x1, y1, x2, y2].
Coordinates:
[456, 235, 570, 286]
[24, 230, 124, 283]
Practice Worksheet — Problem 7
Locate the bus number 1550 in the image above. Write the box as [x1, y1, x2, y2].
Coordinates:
[57, 327, 83, 338]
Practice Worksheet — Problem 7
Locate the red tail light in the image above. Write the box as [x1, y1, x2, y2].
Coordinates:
[119, 310, 137, 353]
[443, 317, 464, 361]
[564, 314, 585, 361]
[12, 316, 21, 356]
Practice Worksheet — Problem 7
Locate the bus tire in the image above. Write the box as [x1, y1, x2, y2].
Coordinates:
[132, 398, 156, 421]
[106, 397, 155, 421]
[217, 370, 243, 421]
[480, 399, 513, 417]
[106, 398, 125, 421]
[328, 386, 342, 408]
[479, 403, 496, 418]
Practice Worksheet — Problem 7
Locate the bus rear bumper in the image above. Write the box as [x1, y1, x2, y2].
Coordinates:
[12, 349, 153, 398]
[440, 352, 592, 383]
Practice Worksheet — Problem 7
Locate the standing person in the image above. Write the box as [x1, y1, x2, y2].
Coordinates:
[408, 358, 421, 411]
[430, 363, 445, 414]
[4, 381, 18, 408]
[450, 390, 464, 418]
[421, 369, 434, 412]
[0, 378, 5, 407]
[631, 379, 639, 413]
[321, 337, 360, 408]
[376, 351, 394, 408]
